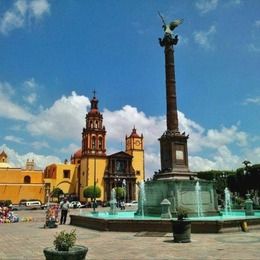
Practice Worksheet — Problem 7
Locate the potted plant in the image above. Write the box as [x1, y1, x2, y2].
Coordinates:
[172, 207, 191, 243]
[43, 229, 88, 260]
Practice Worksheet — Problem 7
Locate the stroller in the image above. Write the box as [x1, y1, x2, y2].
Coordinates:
[44, 204, 59, 228]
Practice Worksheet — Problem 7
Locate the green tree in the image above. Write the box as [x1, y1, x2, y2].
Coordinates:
[83, 185, 101, 201]
[197, 170, 235, 195]
[51, 187, 64, 201]
[115, 187, 126, 200]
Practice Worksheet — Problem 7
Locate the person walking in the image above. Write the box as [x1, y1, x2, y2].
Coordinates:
[59, 197, 70, 224]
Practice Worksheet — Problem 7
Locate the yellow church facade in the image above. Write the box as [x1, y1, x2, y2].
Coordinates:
[0, 94, 145, 204]
[68, 94, 145, 203]
[43, 162, 78, 201]
[42, 94, 145, 203]
[0, 151, 45, 204]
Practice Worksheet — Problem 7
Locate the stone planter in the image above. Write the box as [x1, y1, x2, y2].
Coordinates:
[172, 220, 191, 243]
[43, 245, 88, 260]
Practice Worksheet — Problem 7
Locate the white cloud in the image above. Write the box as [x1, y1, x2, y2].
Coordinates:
[189, 146, 241, 172]
[102, 105, 249, 177]
[23, 78, 38, 104]
[0, 81, 33, 121]
[231, 0, 241, 4]
[60, 143, 80, 155]
[24, 92, 37, 104]
[0, 81, 15, 96]
[15, 0, 28, 16]
[0, 90, 256, 177]
[29, 0, 50, 18]
[178, 111, 205, 153]
[0, 0, 50, 35]
[193, 25, 216, 50]
[195, 0, 218, 14]
[31, 141, 49, 150]
[212, 145, 241, 169]
[255, 20, 260, 28]
[0, 7, 24, 34]
[0, 144, 60, 169]
[189, 156, 216, 171]
[144, 151, 160, 178]
[244, 147, 260, 165]
[103, 105, 165, 147]
[244, 96, 260, 105]
[27, 91, 90, 139]
[203, 125, 248, 148]
[248, 43, 260, 53]
[248, 20, 260, 53]
[225, 0, 242, 6]
[23, 77, 38, 90]
[4, 135, 24, 144]
[178, 35, 189, 46]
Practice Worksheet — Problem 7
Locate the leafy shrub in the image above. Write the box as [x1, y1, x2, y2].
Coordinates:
[176, 206, 188, 220]
[53, 229, 77, 251]
[233, 196, 244, 209]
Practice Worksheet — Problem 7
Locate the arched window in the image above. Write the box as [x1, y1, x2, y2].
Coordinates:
[92, 136, 96, 149]
[24, 176, 31, 184]
[98, 137, 102, 149]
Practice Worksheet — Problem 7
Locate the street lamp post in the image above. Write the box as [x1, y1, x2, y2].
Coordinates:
[115, 175, 119, 207]
[122, 179, 126, 202]
[243, 160, 251, 195]
[221, 172, 227, 188]
[93, 149, 97, 212]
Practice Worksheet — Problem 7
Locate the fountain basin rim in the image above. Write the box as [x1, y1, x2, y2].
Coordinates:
[70, 213, 260, 233]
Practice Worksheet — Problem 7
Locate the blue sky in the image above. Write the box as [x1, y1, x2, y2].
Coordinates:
[1, 0, 260, 177]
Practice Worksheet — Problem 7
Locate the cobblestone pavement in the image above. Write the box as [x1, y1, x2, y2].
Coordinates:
[1, 208, 260, 259]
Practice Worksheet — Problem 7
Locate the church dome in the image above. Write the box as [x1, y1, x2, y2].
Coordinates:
[74, 149, 82, 158]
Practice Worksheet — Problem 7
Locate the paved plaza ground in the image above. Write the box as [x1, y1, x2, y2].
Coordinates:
[1, 208, 260, 259]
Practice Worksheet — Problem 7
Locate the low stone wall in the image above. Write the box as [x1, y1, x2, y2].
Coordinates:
[70, 214, 260, 233]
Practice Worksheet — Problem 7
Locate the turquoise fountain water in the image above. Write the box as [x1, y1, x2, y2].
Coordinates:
[109, 188, 117, 215]
[224, 187, 232, 216]
[75, 184, 260, 233]
[195, 181, 203, 217]
[139, 180, 146, 217]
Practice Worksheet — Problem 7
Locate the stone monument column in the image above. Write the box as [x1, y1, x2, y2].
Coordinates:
[160, 35, 179, 132]
[155, 20, 196, 180]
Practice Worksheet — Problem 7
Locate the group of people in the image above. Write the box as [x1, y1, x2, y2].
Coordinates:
[45, 197, 70, 228]
[0, 206, 19, 223]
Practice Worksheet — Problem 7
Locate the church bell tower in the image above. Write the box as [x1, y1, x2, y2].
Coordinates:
[81, 92, 106, 158]
[79, 92, 107, 201]
[125, 127, 145, 183]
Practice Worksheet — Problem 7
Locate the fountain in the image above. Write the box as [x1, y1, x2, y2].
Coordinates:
[224, 187, 232, 216]
[132, 16, 219, 218]
[136, 181, 146, 217]
[109, 188, 117, 215]
[70, 17, 260, 233]
[195, 181, 203, 217]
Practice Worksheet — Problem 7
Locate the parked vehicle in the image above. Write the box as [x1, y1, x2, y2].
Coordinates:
[41, 202, 58, 210]
[125, 200, 138, 207]
[69, 201, 82, 208]
[25, 200, 42, 210]
[12, 200, 43, 210]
